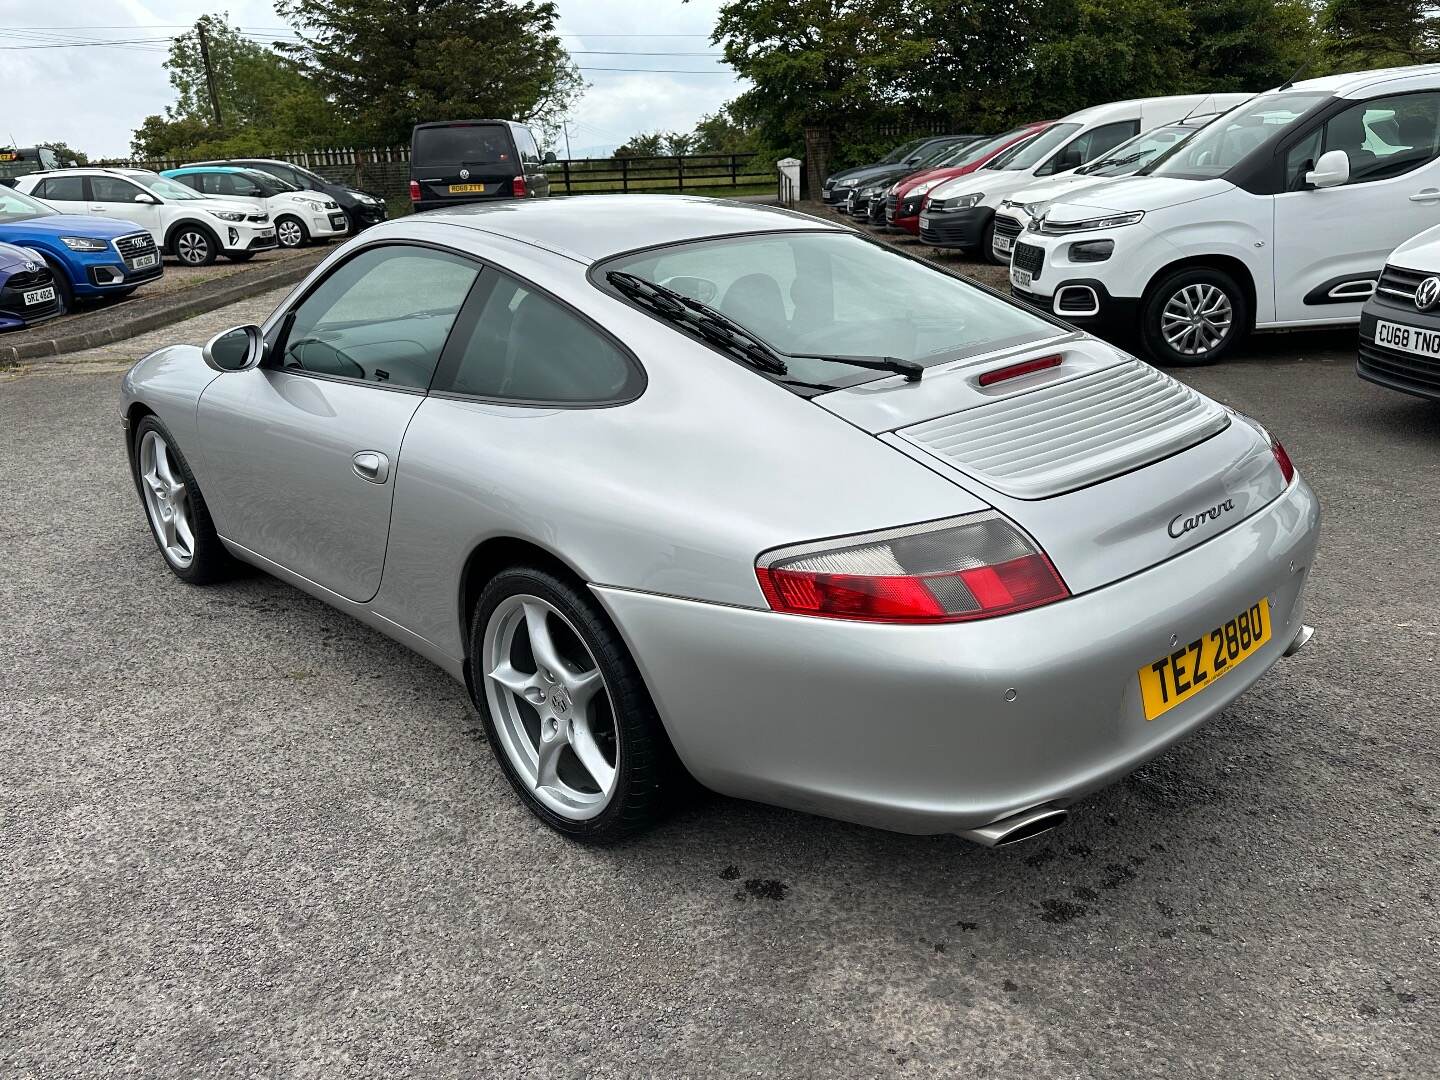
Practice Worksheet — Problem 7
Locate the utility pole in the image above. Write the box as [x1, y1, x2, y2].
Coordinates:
[196, 17, 223, 128]
[562, 120, 573, 160]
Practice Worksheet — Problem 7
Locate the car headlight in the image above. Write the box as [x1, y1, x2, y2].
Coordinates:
[858, 185, 884, 198]
[208, 209, 247, 222]
[1022, 200, 1050, 219]
[60, 236, 109, 252]
[295, 197, 328, 210]
[833, 179, 858, 190]
[907, 179, 945, 200]
[352, 192, 378, 204]
[931, 191, 985, 210]
[1040, 210, 1144, 234]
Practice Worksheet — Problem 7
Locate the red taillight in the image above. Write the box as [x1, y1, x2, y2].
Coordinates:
[512, 175, 527, 198]
[408, 179, 420, 202]
[1271, 437, 1295, 484]
[755, 512, 1069, 624]
[978, 354, 1062, 386]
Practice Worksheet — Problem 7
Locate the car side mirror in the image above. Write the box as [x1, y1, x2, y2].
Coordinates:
[543, 150, 557, 164]
[1306, 149, 1350, 189]
[134, 193, 159, 204]
[203, 325, 264, 372]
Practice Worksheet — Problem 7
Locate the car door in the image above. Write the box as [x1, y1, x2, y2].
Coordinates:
[1273, 90, 1440, 324]
[194, 242, 482, 602]
[87, 175, 164, 242]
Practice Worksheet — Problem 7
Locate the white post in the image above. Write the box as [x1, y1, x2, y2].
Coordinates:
[777, 157, 801, 207]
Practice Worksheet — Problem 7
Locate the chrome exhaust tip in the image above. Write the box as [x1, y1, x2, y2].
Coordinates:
[957, 804, 1068, 848]
[1284, 624, 1315, 657]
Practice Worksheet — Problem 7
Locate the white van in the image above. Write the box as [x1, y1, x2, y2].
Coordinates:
[989, 112, 1233, 261]
[1008, 65, 1440, 364]
[920, 93, 1253, 260]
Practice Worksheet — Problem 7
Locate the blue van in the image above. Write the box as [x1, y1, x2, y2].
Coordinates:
[0, 184, 162, 312]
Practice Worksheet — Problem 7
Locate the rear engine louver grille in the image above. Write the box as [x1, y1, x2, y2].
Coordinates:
[898, 359, 1229, 499]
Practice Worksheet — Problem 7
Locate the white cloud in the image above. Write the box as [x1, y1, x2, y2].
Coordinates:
[0, 0, 745, 159]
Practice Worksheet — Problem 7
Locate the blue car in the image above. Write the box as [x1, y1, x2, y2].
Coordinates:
[0, 184, 162, 313]
[0, 241, 61, 330]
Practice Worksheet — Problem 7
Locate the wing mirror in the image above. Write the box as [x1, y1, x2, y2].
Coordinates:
[543, 150, 557, 164]
[203, 324, 265, 372]
[134, 193, 159, 204]
[1306, 149, 1350, 189]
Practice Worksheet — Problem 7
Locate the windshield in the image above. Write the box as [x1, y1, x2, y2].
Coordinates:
[1145, 92, 1329, 179]
[932, 128, 1026, 170]
[1076, 125, 1195, 176]
[880, 139, 925, 165]
[0, 186, 55, 221]
[601, 231, 1056, 389]
[131, 173, 206, 200]
[987, 123, 1078, 171]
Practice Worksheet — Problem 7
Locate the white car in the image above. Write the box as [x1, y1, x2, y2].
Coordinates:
[160, 166, 349, 249]
[920, 93, 1254, 261]
[1008, 64, 1440, 365]
[16, 168, 277, 266]
[990, 113, 1233, 261]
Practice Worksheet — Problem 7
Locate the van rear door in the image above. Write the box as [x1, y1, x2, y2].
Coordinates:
[411, 123, 519, 205]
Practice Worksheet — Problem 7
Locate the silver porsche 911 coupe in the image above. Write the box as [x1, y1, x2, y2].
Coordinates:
[121, 195, 1319, 846]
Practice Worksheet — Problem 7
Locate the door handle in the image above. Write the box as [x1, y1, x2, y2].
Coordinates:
[352, 450, 390, 484]
[89, 205, 105, 211]
[1409, 189, 1440, 202]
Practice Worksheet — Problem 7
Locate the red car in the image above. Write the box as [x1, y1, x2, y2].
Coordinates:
[884, 122, 1052, 236]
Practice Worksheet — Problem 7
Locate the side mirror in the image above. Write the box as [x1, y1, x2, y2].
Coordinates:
[1306, 149, 1350, 189]
[543, 150, 557, 164]
[203, 324, 265, 372]
[134, 193, 159, 204]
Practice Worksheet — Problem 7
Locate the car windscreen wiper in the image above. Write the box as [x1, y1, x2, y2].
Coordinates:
[1079, 150, 1150, 174]
[606, 271, 923, 383]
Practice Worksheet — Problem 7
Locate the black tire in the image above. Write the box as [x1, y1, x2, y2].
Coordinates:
[1140, 267, 1248, 366]
[129, 415, 239, 585]
[274, 215, 309, 249]
[223, 251, 256, 262]
[168, 223, 219, 266]
[469, 565, 684, 842]
[981, 217, 1003, 265]
[40, 256, 75, 314]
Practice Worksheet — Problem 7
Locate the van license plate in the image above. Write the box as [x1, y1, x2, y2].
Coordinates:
[449, 184, 487, 193]
[1138, 598, 1271, 721]
[23, 287, 55, 306]
[1374, 319, 1440, 360]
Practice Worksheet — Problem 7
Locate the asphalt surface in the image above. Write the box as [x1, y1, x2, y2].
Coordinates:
[2, 287, 1438, 1078]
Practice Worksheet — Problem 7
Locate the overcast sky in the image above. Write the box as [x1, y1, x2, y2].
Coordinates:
[0, 0, 745, 159]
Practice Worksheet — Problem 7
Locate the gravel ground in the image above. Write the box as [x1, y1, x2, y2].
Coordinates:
[1, 257, 1437, 1078]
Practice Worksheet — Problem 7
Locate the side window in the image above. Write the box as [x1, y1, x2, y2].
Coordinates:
[279, 245, 479, 391]
[438, 273, 638, 403]
[91, 176, 145, 202]
[516, 128, 541, 164]
[37, 175, 85, 201]
[172, 174, 202, 192]
[1321, 92, 1440, 184]
[1044, 120, 1140, 174]
[1284, 129, 1323, 191]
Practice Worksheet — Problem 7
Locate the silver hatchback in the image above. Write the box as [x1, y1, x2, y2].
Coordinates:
[121, 196, 1320, 845]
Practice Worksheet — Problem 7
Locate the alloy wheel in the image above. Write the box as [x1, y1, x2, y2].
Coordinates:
[176, 231, 210, 265]
[1160, 283, 1233, 357]
[482, 594, 620, 820]
[276, 219, 304, 248]
[138, 430, 195, 568]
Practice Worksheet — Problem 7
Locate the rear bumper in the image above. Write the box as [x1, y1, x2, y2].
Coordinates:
[596, 476, 1320, 835]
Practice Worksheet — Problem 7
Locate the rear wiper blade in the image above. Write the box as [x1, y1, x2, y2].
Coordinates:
[788, 352, 923, 382]
[606, 271, 787, 375]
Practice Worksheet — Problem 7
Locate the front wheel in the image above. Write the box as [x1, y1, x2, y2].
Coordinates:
[40, 256, 75, 314]
[980, 218, 1004, 265]
[170, 225, 218, 266]
[131, 416, 238, 584]
[274, 216, 309, 248]
[470, 566, 684, 841]
[1140, 268, 1247, 366]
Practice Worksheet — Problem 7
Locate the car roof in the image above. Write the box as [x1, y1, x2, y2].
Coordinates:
[1288, 63, 1440, 97]
[166, 165, 249, 174]
[1056, 93, 1252, 125]
[410, 195, 840, 264]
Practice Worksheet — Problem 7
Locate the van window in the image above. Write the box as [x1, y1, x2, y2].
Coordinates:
[1037, 120, 1139, 176]
[514, 127, 541, 164]
[413, 124, 514, 165]
[1317, 92, 1440, 185]
[988, 124, 1081, 171]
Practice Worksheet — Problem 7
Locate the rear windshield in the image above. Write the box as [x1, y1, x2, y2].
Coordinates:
[413, 124, 515, 165]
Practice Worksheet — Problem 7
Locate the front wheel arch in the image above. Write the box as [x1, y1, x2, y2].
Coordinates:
[164, 220, 220, 265]
[1141, 254, 1258, 336]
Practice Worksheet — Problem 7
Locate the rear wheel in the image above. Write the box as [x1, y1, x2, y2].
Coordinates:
[170, 224, 218, 266]
[470, 566, 682, 841]
[275, 215, 308, 249]
[1140, 268, 1247, 366]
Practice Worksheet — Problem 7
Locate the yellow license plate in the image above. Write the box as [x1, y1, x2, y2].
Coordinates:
[448, 183, 487, 193]
[1138, 598, 1271, 720]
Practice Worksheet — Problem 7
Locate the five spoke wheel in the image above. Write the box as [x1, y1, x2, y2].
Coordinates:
[482, 594, 620, 821]
[137, 429, 195, 569]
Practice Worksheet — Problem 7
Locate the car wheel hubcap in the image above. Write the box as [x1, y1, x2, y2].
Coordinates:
[482, 594, 619, 820]
[138, 430, 195, 568]
[177, 233, 207, 264]
[1161, 283, 1232, 356]
[278, 220, 302, 247]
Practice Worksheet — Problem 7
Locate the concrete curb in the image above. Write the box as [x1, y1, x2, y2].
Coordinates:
[0, 254, 323, 367]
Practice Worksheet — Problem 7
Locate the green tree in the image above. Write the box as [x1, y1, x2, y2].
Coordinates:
[1319, 0, 1439, 69]
[614, 132, 667, 158]
[1184, 0, 1314, 91]
[690, 105, 760, 155]
[39, 141, 89, 167]
[275, 0, 582, 146]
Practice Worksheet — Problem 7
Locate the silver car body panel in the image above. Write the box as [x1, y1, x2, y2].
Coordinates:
[119, 195, 1321, 836]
